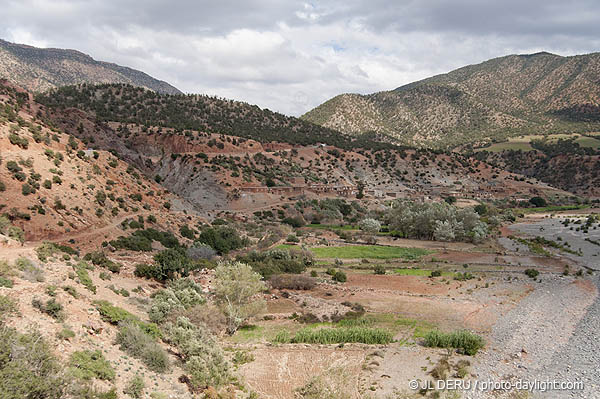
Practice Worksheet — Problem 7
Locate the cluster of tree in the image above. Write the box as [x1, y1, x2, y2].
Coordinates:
[236, 248, 313, 278]
[385, 200, 488, 243]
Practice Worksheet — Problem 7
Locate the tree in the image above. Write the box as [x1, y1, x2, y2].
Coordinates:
[213, 261, 265, 334]
[529, 196, 547, 207]
[358, 218, 381, 234]
[153, 248, 194, 281]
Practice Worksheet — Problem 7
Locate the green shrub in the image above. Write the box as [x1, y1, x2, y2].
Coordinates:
[93, 300, 160, 339]
[373, 265, 386, 275]
[57, 327, 75, 340]
[8, 133, 28, 149]
[0, 327, 67, 398]
[454, 272, 474, 281]
[524, 269, 539, 279]
[115, 321, 169, 373]
[0, 295, 17, 320]
[236, 249, 311, 278]
[152, 248, 200, 281]
[423, 329, 485, 355]
[430, 270, 442, 277]
[0, 277, 13, 288]
[110, 228, 180, 252]
[83, 252, 121, 273]
[333, 270, 347, 283]
[149, 279, 205, 324]
[32, 298, 64, 321]
[134, 263, 157, 279]
[197, 226, 247, 255]
[74, 261, 96, 293]
[63, 286, 79, 298]
[16, 257, 45, 282]
[270, 274, 316, 290]
[162, 317, 231, 389]
[69, 350, 115, 381]
[123, 374, 145, 398]
[291, 327, 392, 344]
[21, 183, 35, 196]
[180, 224, 196, 240]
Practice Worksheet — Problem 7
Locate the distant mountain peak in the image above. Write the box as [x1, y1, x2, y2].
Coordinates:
[0, 38, 181, 95]
[302, 51, 600, 148]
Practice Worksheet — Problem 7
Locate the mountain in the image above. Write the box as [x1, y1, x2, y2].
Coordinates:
[0, 39, 181, 95]
[302, 52, 600, 148]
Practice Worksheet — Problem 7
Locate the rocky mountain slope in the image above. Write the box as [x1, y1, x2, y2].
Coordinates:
[303, 52, 600, 148]
[0, 39, 180, 95]
[0, 80, 193, 244]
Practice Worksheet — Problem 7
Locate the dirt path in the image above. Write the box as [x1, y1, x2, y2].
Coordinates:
[27, 212, 149, 247]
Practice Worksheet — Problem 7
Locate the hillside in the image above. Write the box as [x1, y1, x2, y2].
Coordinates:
[0, 80, 195, 245]
[0, 39, 180, 95]
[30, 83, 572, 214]
[36, 83, 398, 151]
[302, 52, 600, 148]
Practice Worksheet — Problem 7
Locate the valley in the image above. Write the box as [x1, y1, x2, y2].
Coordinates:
[0, 47, 599, 399]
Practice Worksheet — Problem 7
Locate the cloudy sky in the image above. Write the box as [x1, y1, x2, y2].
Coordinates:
[2, 0, 600, 115]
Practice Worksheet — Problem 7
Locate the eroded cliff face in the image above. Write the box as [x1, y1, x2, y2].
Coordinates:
[155, 155, 229, 213]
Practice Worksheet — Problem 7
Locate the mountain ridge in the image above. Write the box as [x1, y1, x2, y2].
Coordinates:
[302, 51, 600, 148]
[0, 38, 181, 95]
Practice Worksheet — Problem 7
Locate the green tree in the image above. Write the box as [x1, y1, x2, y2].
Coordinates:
[213, 261, 266, 334]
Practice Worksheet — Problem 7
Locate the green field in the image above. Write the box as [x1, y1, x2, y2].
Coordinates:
[475, 132, 600, 152]
[306, 245, 432, 260]
[228, 313, 436, 344]
[516, 204, 590, 214]
[576, 136, 600, 149]
[477, 141, 534, 152]
[394, 268, 455, 277]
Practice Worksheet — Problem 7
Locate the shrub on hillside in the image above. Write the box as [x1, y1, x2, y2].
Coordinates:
[152, 248, 200, 281]
[186, 243, 216, 261]
[162, 317, 231, 390]
[109, 228, 180, 252]
[270, 274, 316, 290]
[149, 279, 205, 324]
[69, 350, 115, 381]
[93, 300, 160, 339]
[333, 270, 347, 283]
[123, 374, 145, 399]
[197, 226, 248, 255]
[83, 252, 121, 273]
[32, 298, 64, 321]
[0, 327, 67, 398]
[236, 248, 312, 278]
[115, 321, 169, 373]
